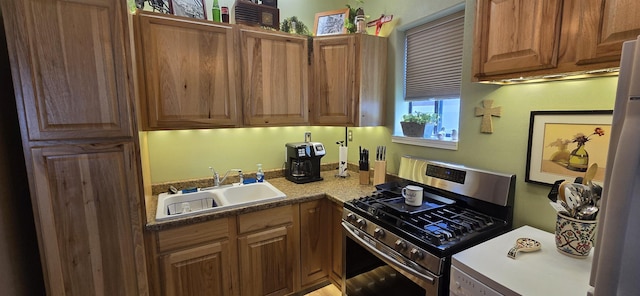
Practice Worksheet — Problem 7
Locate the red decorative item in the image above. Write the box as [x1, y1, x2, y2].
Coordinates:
[367, 14, 393, 36]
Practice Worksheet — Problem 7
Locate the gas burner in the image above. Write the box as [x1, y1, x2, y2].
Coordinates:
[347, 190, 503, 249]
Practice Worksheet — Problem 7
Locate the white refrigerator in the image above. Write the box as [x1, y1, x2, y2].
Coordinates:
[589, 35, 640, 295]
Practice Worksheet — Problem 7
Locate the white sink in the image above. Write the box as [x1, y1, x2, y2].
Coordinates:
[216, 182, 287, 207]
[155, 181, 287, 221]
[155, 190, 229, 221]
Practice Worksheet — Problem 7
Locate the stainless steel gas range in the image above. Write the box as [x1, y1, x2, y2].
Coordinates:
[342, 156, 516, 296]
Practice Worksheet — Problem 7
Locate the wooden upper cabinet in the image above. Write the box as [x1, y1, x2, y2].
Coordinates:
[473, 0, 563, 78]
[473, 0, 640, 81]
[312, 34, 387, 126]
[134, 12, 241, 130]
[2, 0, 133, 140]
[30, 142, 147, 295]
[239, 27, 309, 126]
[574, 0, 640, 64]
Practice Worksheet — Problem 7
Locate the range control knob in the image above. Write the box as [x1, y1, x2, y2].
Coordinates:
[373, 228, 385, 239]
[394, 239, 407, 251]
[356, 218, 367, 228]
[410, 248, 423, 260]
[346, 213, 356, 222]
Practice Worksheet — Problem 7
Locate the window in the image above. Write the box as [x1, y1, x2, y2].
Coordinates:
[409, 100, 460, 139]
[394, 9, 464, 149]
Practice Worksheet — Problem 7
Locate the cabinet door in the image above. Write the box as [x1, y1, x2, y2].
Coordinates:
[2, 0, 133, 140]
[240, 28, 309, 126]
[162, 241, 233, 296]
[574, 0, 640, 64]
[299, 200, 329, 288]
[473, 0, 562, 77]
[329, 202, 343, 289]
[238, 226, 297, 296]
[30, 142, 147, 295]
[312, 36, 356, 125]
[135, 12, 241, 129]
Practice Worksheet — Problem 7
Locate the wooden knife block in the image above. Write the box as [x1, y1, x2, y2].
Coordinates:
[373, 161, 386, 185]
[359, 170, 370, 185]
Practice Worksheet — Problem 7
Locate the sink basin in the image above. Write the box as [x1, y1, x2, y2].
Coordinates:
[155, 190, 229, 221]
[155, 181, 287, 221]
[216, 182, 287, 207]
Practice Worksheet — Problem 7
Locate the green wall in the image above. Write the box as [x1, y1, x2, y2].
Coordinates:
[143, 0, 618, 232]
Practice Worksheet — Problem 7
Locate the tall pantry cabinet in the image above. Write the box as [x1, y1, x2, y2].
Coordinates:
[0, 0, 149, 295]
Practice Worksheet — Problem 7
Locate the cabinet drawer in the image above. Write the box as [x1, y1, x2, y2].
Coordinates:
[237, 205, 293, 235]
[158, 218, 230, 252]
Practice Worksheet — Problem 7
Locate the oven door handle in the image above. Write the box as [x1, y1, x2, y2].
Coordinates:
[342, 222, 436, 285]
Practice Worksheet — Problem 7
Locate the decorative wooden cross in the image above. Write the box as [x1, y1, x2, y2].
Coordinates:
[367, 14, 393, 36]
[475, 100, 502, 133]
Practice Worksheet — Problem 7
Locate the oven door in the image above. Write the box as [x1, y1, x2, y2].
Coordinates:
[342, 222, 442, 296]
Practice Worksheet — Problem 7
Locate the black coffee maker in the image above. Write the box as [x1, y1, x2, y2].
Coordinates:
[285, 142, 325, 184]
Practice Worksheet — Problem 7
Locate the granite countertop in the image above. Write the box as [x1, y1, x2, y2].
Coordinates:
[145, 170, 378, 231]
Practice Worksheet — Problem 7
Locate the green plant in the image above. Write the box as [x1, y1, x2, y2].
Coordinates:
[280, 16, 311, 36]
[345, 0, 365, 33]
[401, 111, 439, 125]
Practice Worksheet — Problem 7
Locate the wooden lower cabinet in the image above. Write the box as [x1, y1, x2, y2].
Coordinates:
[299, 200, 330, 288]
[237, 205, 299, 296]
[162, 240, 233, 296]
[30, 143, 148, 295]
[238, 225, 297, 296]
[156, 218, 238, 296]
[329, 201, 344, 290]
[152, 201, 344, 296]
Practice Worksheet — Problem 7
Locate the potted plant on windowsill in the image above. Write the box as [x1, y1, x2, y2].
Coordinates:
[400, 112, 439, 137]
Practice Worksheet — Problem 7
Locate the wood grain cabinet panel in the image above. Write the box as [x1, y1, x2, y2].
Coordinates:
[239, 28, 309, 126]
[473, 0, 640, 81]
[161, 241, 234, 296]
[30, 143, 147, 295]
[329, 201, 344, 290]
[312, 34, 387, 126]
[238, 225, 298, 296]
[574, 0, 640, 64]
[473, 0, 563, 77]
[3, 0, 133, 140]
[299, 200, 329, 288]
[135, 12, 241, 130]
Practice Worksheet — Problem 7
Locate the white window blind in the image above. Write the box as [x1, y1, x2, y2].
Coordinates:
[404, 11, 464, 101]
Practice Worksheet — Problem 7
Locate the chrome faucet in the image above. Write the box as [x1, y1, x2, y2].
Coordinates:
[209, 167, 243, 187]
[209, 167, 220, 187]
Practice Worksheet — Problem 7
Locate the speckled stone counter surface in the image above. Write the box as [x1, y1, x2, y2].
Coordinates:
[145, 170, 378, 231]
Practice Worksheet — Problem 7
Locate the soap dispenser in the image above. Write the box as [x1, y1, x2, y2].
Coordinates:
[256, 164, 264, 182]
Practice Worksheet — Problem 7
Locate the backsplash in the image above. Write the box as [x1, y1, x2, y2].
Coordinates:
[151, 162, 357, 195]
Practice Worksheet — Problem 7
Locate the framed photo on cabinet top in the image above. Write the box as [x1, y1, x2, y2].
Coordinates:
[170, 0, 206, 19]
[314, 8, 349, 36]
[525, 110, 613, 186]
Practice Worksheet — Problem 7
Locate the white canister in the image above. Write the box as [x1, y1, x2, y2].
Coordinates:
[402, 185, 423, 206]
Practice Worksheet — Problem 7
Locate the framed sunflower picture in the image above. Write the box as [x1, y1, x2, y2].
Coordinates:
[525, 110, 613, 186]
